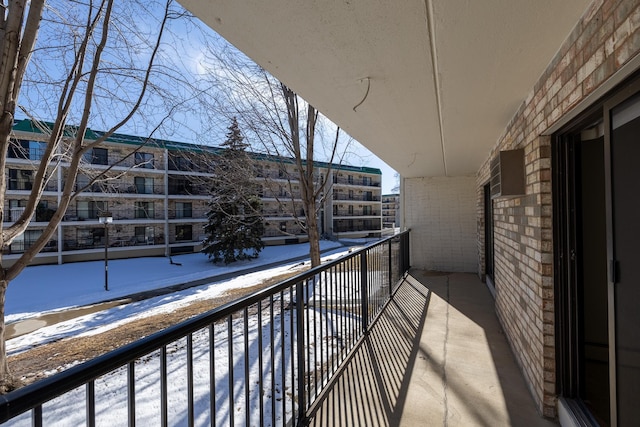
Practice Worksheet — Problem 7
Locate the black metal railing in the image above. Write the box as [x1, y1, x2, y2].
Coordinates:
[64, 207, 165, 222]
[331, 177, 381, 187]
[333, 210, 380, 217]
[74, 182, 166, 195]
[0, 231, 410, 426]
[332, 193, 381, 202]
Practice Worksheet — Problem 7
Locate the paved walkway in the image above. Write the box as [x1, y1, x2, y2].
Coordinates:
[309, 270, 557, 426]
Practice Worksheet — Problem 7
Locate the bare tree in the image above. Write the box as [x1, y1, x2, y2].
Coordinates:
[197, 43, 348, 267]
[0, 0, 185, 391]
[391, 172, 400, 193]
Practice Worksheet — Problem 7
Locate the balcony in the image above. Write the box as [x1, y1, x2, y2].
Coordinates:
[62, 234, 164, 250]
[167, 182, 210, 196]
[332, 193, 380, 202]
[167, 208, 207, 220]
[0, 231, 547, 426]
[64, 207, 164, 222]
[168, 155, 213, 174]
[310, 270, 551, 426]
[332, 176, 381, 187]
[72, 182, 165, 195]
[333, 210, 379, 217]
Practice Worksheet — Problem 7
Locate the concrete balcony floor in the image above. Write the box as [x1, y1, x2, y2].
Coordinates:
[310, 270, 557, 426]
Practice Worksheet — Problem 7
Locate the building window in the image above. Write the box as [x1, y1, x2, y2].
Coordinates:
[85, 147, 108, 165]
[8, 140, 46, 160]
[363, 176, 370, 186]
[175, 224, 192, 241]
[8, 169, 33, 190]
[135, 201, 154, 219]
[175, 202, 192, 218]
[134, 152, 154, 169]
[91, 228, 105, 245]
[75, 228, 104, 247]
[364, 191, 373, 201]
[8, 199, 27, 222]
[134, 226, 155, 245]
[348, 175, 354, 184]
[134, 176, 154, 194]
[363, 205, 371, 215]
[10, 229, 42, 253]
[168, 153, 193, 171]
[279, 222, 287, 231]
[168, 177, 193, 195]
[348, 205, 354, 215]
[77, 200, 108, 220]
[348, 190, 354, 200]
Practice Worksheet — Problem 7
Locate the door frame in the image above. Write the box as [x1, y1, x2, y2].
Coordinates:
[553, 73, 640, 426]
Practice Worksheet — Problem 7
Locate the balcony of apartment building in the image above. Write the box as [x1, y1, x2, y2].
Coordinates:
[3, 201, 57, 225]
[262, 220, 307, 245]
[167, 203, 207, 222]
[332, 191, 380, 202]
[331, 175, 381, 188]
[62, 227, 165, 252]
[167, 177, 210, 198]
[80, 147, 165, 172]
[260, 187, 303, 201]
[63, 203, 165, 223]
[73, 176, 166, 197]
[167, 152, 214, 175]
[332, 207, 380, 219]
[6, 169, 57, 193]
[0, 231, 549, 426]
[7, 139, 48, 163]
[261, 207, 303, 220]
[255, 167, 296, 181]
[332, 218, 382, 238]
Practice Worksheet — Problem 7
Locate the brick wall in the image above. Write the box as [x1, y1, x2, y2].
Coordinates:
[476, 0, 640, 418]
[405, 175, 476, 272]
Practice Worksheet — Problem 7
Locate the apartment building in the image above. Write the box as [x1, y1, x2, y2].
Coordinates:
[3, 119, 382, 266]
[381, 193, 399, 229]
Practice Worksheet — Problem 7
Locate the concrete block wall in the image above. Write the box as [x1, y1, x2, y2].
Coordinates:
[404, 175, 476, 272]
[476, 0, 640, 418]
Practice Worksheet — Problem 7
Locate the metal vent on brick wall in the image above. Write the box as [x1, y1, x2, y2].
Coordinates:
[490, 149, 525, 198]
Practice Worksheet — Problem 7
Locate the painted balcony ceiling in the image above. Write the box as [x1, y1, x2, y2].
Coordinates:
[179, 0, 590, 178]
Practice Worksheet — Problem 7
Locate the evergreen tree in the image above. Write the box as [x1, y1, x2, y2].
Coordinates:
[203, 118, 264, 263]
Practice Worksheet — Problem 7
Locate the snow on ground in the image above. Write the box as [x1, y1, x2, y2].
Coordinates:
[2, 240, 369, 427]
[5, 241, 353, 355]
[6, 240, 344, 323]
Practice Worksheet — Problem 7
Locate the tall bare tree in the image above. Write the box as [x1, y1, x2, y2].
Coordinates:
[0, 0, 185, 391]
[198, 43, 348, 267]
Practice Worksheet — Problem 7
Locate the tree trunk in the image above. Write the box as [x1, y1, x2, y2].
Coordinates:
[306, 208, 321, 267]
[0, 279, 19, 393]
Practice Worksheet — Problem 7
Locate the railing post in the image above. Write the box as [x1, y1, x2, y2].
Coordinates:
[361, 251, 369, 332]
[388, 238, 393, 297]
[401, 231, 410, 273]
[296, 280, 307, 425]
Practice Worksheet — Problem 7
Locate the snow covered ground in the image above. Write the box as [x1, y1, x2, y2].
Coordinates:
[6, 240, 346, 323]
[3, 240, 369, 427]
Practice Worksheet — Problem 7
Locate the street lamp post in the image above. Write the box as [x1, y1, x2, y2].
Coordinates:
[98, 212, 113, 291]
